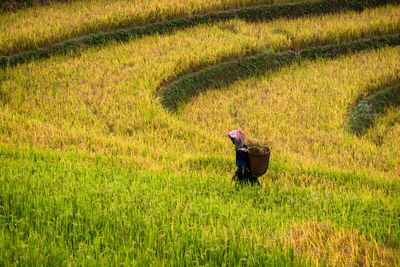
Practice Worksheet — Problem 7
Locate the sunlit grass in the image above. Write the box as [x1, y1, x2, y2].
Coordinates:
[242, 4, 400, 51]
[0, 0, 301, 55]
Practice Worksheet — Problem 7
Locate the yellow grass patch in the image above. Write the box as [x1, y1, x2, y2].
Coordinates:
[281, 220, 397, 266]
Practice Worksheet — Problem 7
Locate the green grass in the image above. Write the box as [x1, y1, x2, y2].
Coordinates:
[1, 145, 399, 265]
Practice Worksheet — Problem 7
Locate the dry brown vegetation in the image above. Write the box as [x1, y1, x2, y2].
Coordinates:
[245, 137, 270, 155]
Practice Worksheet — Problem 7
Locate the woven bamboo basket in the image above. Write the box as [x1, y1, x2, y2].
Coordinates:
[248, 147, 271, 177]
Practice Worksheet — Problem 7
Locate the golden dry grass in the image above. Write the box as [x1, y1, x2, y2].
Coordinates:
[1, 6, 400, 178]
[281, 219, 397, 266]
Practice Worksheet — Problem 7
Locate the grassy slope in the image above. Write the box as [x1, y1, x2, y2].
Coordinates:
[1, 146, 399, 265]
[1, 2, 400, 266]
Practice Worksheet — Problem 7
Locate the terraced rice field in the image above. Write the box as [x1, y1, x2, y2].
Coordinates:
[1, 0, 399, 265]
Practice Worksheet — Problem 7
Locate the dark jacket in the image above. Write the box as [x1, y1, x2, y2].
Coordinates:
[235, 146, 250, 169]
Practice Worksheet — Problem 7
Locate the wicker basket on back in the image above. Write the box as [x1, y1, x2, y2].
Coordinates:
[248, 146, 271, 177]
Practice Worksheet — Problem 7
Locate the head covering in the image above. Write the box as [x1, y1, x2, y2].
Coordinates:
[228, 130, 246, 150]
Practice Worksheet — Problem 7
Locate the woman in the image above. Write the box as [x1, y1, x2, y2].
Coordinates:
[228, 130, 259, 185]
